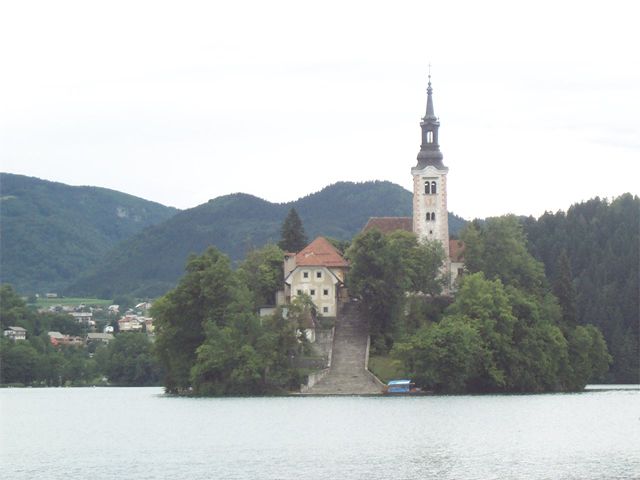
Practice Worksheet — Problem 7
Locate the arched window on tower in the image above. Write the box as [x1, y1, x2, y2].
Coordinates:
[426, 213, 431, 221]
[432, 212, 436, 221]
[427, 131, 433, 143]
[424, 181, 430, 194]
[431, 181, 437, 194]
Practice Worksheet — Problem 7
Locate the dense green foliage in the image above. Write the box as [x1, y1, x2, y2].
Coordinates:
[0, 285, 160, 386]
[388, 216, 611, 393]
[152, 247, 305, 395]
[523, 194, 639, 383]
[97, 334, 162, 386]
[0, 173, 177, 294]
[237, 244, 285, 309]
[278, 207, 308, 252]
[68, 181, 466, 298]
[347, 229, 445, 351]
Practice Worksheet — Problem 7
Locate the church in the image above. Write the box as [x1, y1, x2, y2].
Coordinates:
[280, 76, 464, 326]
[362, 75, 464, 291]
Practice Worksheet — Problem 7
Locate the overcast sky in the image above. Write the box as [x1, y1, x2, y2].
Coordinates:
[1, 0, 638, 219]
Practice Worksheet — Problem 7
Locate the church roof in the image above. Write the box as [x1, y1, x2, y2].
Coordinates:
[362, 217, 465, 262]
[362, 217, 412, 234]
[294, 236, 349, 268]
[449, 239, 465, 262]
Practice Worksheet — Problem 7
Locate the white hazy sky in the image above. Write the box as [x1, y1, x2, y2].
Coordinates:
[1, 0, 638, 219]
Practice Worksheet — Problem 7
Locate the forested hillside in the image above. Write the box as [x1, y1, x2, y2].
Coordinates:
[69, 181, 466, 298]
[523, 194, 639, 383]
[0, 173, 178, 293]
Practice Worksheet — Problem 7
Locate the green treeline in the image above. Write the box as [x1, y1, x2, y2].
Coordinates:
[523, 194, 639, 383]
[350, 216, 612, 393]
[0, 285, 161, 386]
[0, 173, 177, 294]
[151, 245, 311, 395]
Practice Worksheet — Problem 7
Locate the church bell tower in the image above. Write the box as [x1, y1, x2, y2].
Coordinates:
[412, 75, 450, 261]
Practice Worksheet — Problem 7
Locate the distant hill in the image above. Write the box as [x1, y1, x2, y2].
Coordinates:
[68, 181, 467, 298]
[0, 173, 178, 294]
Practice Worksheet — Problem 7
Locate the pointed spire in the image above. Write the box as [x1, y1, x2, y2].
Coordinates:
[425, 73, 436, 119]
[415, 70, 445, 170]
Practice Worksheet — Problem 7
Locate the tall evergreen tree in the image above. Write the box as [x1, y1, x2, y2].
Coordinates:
[553, 250, 577, 328]
[278, 208, 308, 252]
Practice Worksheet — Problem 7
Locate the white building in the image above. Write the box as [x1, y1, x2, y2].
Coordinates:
[3, 326, 27, 341]
[284, 237, 349, 317]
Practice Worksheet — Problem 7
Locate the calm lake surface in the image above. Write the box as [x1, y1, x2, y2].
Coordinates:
[1, 386, 639, 479]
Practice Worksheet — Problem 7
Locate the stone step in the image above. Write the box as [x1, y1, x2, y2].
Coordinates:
[304, 303, 382, 395]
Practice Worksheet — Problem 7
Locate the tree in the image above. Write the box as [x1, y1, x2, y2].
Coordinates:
[104, 333, 161, 386]
[190, 293, 301, 395]
[278, 208, 308, 252]
[567, 325, 612, 389]
[347, 229, 446, 350]
[0, 339, 39, 384]
[392, 317, 483, 393]
[0, 284, 34, 331]
[347, 230, 404, 350]
[553, 250, 577, 328]
[461, 216, 546, 295]
[444, 273, 518, 391]
[238, 244, 284, 309]
[152, 247, 238, 393]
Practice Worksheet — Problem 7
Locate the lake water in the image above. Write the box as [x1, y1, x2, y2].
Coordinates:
[1, 386, 639, 479]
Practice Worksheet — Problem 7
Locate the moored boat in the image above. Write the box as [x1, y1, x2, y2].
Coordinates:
[383, 379, 424, 394]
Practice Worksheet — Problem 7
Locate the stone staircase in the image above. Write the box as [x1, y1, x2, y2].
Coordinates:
[304, 302, 383, 395]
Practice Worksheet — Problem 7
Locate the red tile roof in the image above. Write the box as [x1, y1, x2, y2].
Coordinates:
[362, 217, 413, 234]
[362, 216, 465, 262]
[295, 237, 349, 267]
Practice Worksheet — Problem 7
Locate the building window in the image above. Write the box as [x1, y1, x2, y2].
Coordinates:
[310, 289, 316, 296]
[296, 289, 302, 295]
[426, 212, 430, 221]
[425, 179, 437, 195]
[316, 271, 322, 279]
[303, 271, 309, 279]
[323, 289, 329, 296]
[323, 307, 329, 313]
[427, 131, 433, 143]
[432, 212, 436, 221]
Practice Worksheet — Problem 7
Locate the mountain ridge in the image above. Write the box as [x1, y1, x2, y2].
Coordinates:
[1, 174, 466, 297]
[0, 173, 179, 293]
[68, 180, 466, 298]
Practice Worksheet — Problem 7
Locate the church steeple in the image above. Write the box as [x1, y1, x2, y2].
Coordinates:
[425, 76, 436, 119]
[416, 74, 445, 170]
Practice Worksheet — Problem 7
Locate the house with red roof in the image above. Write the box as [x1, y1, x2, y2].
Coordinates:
[283, 236, 349, 317]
